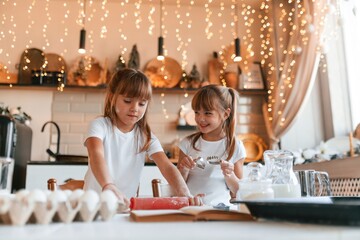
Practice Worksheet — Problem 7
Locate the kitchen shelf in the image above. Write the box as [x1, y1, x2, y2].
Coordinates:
[176, 125, 197, 131]
[238, 89, 268, 95]
[0, 83, 267, 96]
[0, 83, 198, 93]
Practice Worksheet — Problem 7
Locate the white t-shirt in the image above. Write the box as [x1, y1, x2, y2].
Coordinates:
[83, 117, 163, 198]
[178, 136, 246, 205]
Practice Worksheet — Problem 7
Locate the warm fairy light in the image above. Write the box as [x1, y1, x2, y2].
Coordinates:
[99, 0, 109, 38]
[59, 3, 70, 57]
[160, 92, 169, 119]
[204, 2, 214, 40]
[258, 0, 340, 128]
[0, 0, 340, 117]
[134, 0, 142, 29]
[148, 5, 155, 35]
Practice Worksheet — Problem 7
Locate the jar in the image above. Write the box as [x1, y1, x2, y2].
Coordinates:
[263, 150, 301, 198]
[237, 180, 274, 200]
[237, 162, 274, 201]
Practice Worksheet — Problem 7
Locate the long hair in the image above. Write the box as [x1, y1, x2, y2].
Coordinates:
[188, 84, 238, 160]
[104, 68, 152, 152]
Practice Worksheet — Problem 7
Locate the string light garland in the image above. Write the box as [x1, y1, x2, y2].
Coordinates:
[0, 0, 340, 123]
[258, 0, 340, 128]
[99, 0, 109, 39]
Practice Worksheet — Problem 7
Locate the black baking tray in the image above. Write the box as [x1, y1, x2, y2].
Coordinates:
[230, 197, 360, 226]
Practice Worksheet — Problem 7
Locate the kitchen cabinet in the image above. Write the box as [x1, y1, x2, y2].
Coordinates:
[25, 162, 166, 196]
[26, 162, 88, 191]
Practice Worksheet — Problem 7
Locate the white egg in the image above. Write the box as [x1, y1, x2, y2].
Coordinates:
[43, 190, 52, 197]
[100, 190, 118, 211]
[80, 190, 99, 212]
[63, 190, 72, 197]
[0, 194, 12, 213]
[69, 189, 84, 202]
[27, 189, 47, 203]
[48, 190, 68, 203]
[14, 189, 30, 201]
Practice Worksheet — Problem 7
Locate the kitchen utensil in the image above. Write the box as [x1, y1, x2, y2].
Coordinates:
[44, 53, 67, 73]
[207, 156, 222, 165]
[230, 197, 360, 226]
[194, 156, 223, 169]
[17, 48, 45, 84]
[67, 56, 107, 86]
[130, 197, 189, 210]
[144, 57, 182, 88]
[294, 170, 332, 197]
[194, 157, 206, 169]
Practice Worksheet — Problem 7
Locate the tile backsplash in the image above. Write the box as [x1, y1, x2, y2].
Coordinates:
[50, 90, 267, 158]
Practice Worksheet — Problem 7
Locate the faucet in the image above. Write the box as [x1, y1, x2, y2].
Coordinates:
[41, 121, 60, 156]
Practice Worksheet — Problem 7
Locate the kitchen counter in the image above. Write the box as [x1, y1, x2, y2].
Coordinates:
[26, 162, 169, 196]
[29, 160, 88, 165]
[28, 159, 178, 166]
[294, 156, 360, 179]
[1, 214, 360, 240]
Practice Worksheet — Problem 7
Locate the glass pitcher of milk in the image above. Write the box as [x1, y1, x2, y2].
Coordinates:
[237, 162, 274, 201]
[263, 150, 301, 198]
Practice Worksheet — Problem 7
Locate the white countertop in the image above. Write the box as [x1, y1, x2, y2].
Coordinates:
[1, 214, 360, 240]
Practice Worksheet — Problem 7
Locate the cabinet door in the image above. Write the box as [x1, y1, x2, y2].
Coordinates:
[26, 164, 87, 190]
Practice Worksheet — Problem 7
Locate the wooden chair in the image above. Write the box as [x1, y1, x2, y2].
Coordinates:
[151, 179, 174, 197]
[47, 178, 84, 191]
[48, 178, 140, 196]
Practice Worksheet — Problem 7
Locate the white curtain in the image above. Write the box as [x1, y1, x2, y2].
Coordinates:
[262, 0, 337, 149]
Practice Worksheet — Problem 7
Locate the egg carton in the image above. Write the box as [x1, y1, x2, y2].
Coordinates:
[0, 189, 124, 226]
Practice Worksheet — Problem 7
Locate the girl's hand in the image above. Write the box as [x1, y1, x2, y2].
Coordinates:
[102, 183, 130, 210]
[177, 155, 196, 170]
[220, 160, 235, 177]
[188, 193, 205, 206]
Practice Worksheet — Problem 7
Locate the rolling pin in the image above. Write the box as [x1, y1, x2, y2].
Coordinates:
[130, 197, 189, 210]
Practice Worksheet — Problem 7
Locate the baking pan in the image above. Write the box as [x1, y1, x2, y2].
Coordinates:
[230, 197, 360, 226]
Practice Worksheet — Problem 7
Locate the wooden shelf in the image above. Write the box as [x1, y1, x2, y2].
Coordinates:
[176, 125, 197, 131]
[0, 83, 106, 91]
[0, 83, 197, 93]
[294, 156, 360, 179]
[238, 89, 267, 96]
[0, 83, 267, 96]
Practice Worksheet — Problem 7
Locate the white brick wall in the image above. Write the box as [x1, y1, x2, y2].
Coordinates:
[50, 91, 268, 157]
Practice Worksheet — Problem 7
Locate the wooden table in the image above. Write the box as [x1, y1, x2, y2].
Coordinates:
[1, 214, 360, 240]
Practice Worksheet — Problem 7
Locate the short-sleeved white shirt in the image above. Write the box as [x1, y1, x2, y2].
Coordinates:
[178, 136, 246, 205]
[83, 117, 163, 198]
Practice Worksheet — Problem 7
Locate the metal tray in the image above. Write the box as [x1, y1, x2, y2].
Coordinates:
[230, 197, 360, 226]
